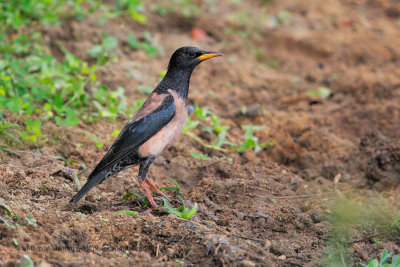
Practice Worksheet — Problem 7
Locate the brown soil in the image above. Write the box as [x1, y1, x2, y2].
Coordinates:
[1, 0, 400, 266]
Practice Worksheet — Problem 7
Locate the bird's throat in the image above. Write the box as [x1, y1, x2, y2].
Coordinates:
[154, 68, 193, 101]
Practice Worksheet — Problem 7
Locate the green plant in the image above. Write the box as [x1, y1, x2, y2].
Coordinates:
[324, 194, 400, 267]
[113, 0, 147, 24]
[151, 0, 200, 18]
[76, 212, 88, 218]
[127, 32, 158, 58]
[0, 1, 151, 147]
[0, 201, 17, 229]
[158, 178, 198, 219]
[360, 249, 400, 267]
[184, 104, 273, 154]
[0, 202, 41, 230]
[0, 0, 81, 32]
[235, 125, 274, 153]
[88, 32, 118, 59]
[159, 197, 198, 219]
[25, 212, 37, 227]
[21, 254, 34, 267]
[54, 156, 86, 169]
[191, 152, 210, 161]
[117, 210, 139, 216]
[0, 117, 20, 144]
[307, 87, 332, 99]
[20, 118, 43, 143]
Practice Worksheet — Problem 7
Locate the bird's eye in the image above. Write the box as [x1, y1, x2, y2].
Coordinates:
[189, 51, 196, 57]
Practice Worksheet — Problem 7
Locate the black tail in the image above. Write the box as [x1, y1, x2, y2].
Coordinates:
[70, 171, 108, 203]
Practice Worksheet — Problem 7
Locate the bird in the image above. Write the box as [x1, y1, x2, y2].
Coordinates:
[70, 46, 222, 210]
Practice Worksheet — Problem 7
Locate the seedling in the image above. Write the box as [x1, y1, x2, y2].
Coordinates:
[20, 118, 44, 143]
[54, 156, 85, 169]
[184, 104, 274, 154]
[360, 249, 400, 267]
[39, 182, 47, 192]
[127, 33, 158, 58]
[21, 255, 34, 267]
[86, 134, 104, 148]
[0, 12, 136, 144]
[182, 116, 200, 134]
[158, 197, 198, 219]
[76, 212, 88, 218]
[191, 152, 210, 161]
[0, 120, 20, 144]
[151, 0, 200, 18]
[121, 192, 141, 200]
[235, 125, 274, 153]
[0, 201, 17, 229]
[159, 178, 185, 201]
[158, 178, 198, 219]
[0, 145, 20, 157]
[25, 213, 38, 227]
[117, 210, 139, 216]
[88, 32, 118, 59]
[307, 87, 332, 99]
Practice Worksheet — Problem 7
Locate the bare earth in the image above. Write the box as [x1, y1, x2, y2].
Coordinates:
[1, 0, 400, 266]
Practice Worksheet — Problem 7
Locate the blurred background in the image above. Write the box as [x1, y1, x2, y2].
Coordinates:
[0, 0, 400, 266]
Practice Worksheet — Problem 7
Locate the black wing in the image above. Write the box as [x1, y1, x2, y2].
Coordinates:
[70, 95, 175, 203]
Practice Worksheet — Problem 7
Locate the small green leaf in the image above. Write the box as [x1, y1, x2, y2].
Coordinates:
[88, 45, 103, 58]
[103, 35, 118, 50]
[306, 87, 331, 99]
[21, 255, 34, 267]
[76, 212, 88, 218]
[96, 141, 104, 148]
[191, 152, 210, 160]
[131, 11, 147, 24]
[184, 203, 198, 219]
[98, 56, 109, 66]
[0, 216, 16, 229]
[127, 34, 141, 50]
[112, 129, 121, 137]
[117, 210, 138, 216]
[0, 202, 12, 217]
[121, 193, 138, 200]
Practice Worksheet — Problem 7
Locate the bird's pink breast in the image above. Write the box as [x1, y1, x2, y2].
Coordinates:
[138, 90, 188, 157]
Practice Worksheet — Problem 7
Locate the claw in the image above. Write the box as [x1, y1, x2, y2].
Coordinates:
[139, 182, 158, 208]
[139, 207, 154, 216]
[139, 180, 171, 215]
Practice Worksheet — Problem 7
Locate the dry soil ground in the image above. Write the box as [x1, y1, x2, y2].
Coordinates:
[1, 0, 400, 266]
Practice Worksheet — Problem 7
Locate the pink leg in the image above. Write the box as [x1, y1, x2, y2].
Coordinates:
[145, 179, 168, 198]
[139, 182, 157, 208]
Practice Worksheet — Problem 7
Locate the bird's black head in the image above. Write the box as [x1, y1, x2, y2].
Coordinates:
[155, 46, 222, 100]
[167, 46, 223, 71]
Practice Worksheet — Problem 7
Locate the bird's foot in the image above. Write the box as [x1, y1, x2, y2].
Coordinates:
[139, 205, 167, 216]
[139, 181, 172, 215]
[145, 179, 170, 200]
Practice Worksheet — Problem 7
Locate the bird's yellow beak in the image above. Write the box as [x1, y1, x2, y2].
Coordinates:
[197, 52, 223, 61]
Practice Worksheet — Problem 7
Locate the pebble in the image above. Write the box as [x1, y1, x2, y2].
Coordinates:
[278, 255, 287, 261]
